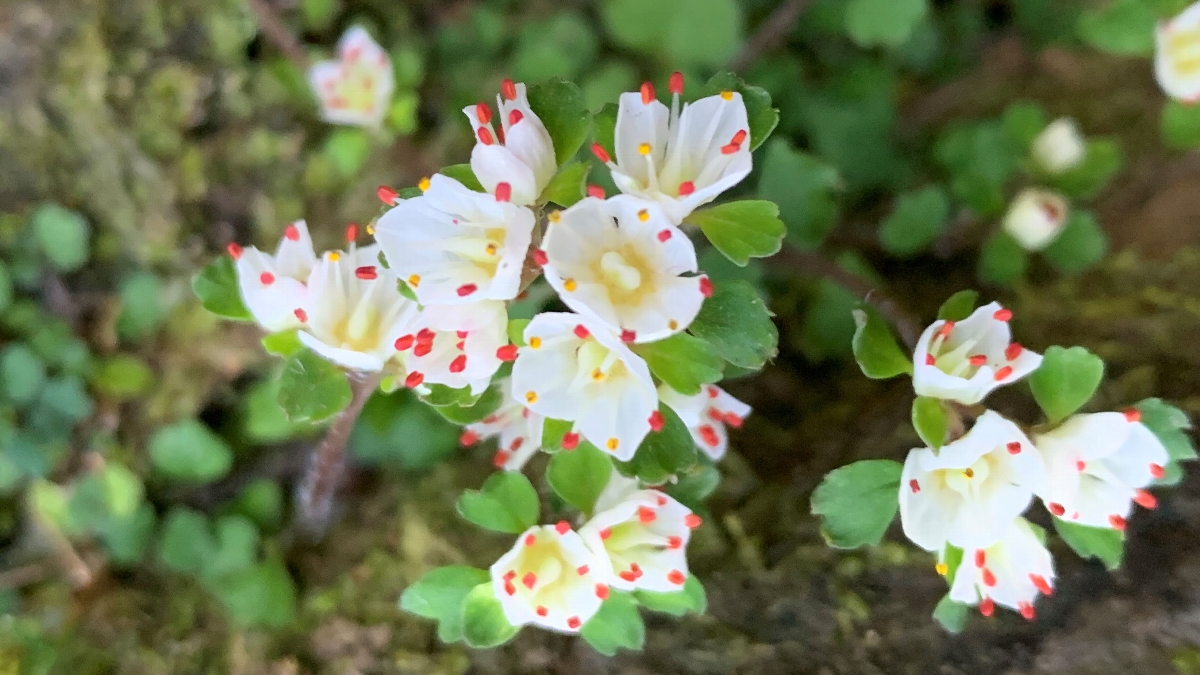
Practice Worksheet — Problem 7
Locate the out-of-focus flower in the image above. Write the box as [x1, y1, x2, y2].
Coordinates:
[658, 384, 751, 461]
[1002, 189, 1069, 251]
[1031, 118, 1087, 175]
[308, 27, 394, 128]
[1156, 2, 1200, 102]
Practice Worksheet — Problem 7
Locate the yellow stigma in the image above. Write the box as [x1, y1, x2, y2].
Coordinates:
[720, 90, 734, 101]
[638, 143, 651, 155]
[936, 563, 948, 576]
[637, 209, 649, 222]
[548, 210, 562, 223]
[418, 177, 431, 191]
[328, 251, 341, 261]
[529, 337, 542, 349]
[525, 391, 538, 403]
[591, 367, 605, 381]
[563, 278, 577, 292]
[407, 274, 421, 287]
[606, 438, 619, 451]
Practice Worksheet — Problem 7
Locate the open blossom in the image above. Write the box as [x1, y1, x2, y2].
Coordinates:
[913, 302, 1043, 405]
[231, 220, 317, 333]
[308, 27, 394, 128]
[594, 75, 752, 225]
[540, 196, 707, 343]
[658, 384, 751, 461]
[463, 79, 557, 206]
[1155, 1, 1200, 102]
[1033, 411, 1169, 530]
[398, 301, 508, 394]
[510, 313, 658, 460]
[1032, 118, 1086, 175]
[1002, 189, 1069, 252]
[462, 379, 545, 471]
[946, 518, 1056, 620]
[490, 524, 608, 634]
[901, 411, 1045, 551]
[579, 470, 699, 593]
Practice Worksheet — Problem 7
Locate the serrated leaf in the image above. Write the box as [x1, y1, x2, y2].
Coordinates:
[580, 591, 645, 656]
[277, 349, 353, 423]
[810, 459, 903, 548]
[547, 442, 612, 514]
[192, 256, 252, 321]
[703, 72, 778, 151]
[528, 78, 592, 164]
[633, 333, 723, 396]
[456, 471, 540, 533]
[615, 404, 696, 485]
[851, 304, 912, 379]
[932, 595, 969, 633]
[262, 329, 303, 357]
[1053, 517, 1124, 569]
[433, 383, 504, 425]
[686, 200, 785, 266]
[461, 583, 519, 648]
[635, 576, 706, 616]
[540, 161, 590, 207]
[937, 290, 979, 321]
[400, 566, 491, 643]
[689, 280, 778, 370]
[912, 396, 949, 449]
[1029, 346, 1105, 424]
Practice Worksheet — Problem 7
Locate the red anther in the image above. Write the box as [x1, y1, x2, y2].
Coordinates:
[413, 342, 432, 357]
[708, 408, 723, 422]
[1076, 460, 1086, 471]
[909, 479, 920, 493]
[508, 109, 523, 126]
[285, 224, 300, 241]
[993, 308, 1013, 322]
[492, 450, 510, 468]
[576, 565, 589, 576]
[536, 606, 548, 617]
[355, 265, 377, 280]
[708, 386, 719, 398]
[1006, 343, 1024, 361]
[449, 354, 467, 373]
[980, 598, 995, 617]
[620, 329, 637, 342]
[555, 520, 571, 535]
[494, 182, 511, 202]
[504, 580, 516, 596]
[994, 366, 1013, 381]
[1150, 463, 1166, 479]
[504, 570, 516, 581]
[567, 616, 581, 630]
[1030, 574, 1054, 596]
[657, 229, 673, 242]
[1124, 408, 1142, 423]
[720, 142, 740, 155]
[982, 568, 997, 586]
[510, 438, 524, 452]
[656, 494, 667, 506]
[457, 283, 478, 297]
[669, 71, 684, 95]
[938, 321, 955, 338]
[599, 528, 612, 540]
[684, 514, 703, 529]
[260, 272, 275, 285]
[561, 432, 580, 450]
[638, 506, 657, 524]
[595, 584, 609, 599]
[969, 354, 988, 366]
[925, 354, 936, 366]
[591, 142, 611, 163]
[1109, 515, 1127, 530]
[667, 570, 686, 585]
[501, 78, 517, 100]
[404, 371, 424, 388]
[525, 533, 537, 546]
[648, 411, 665, 431]
[459, 430, 480, 446]
[1019, 602, 1036, 620]
[1007, 441, 1022, 455]
[455, 340, 465, 350]
[345, 223, 358, 242]
[475, 102, 492, 124]
[394, 334, 414, 350]
[975, 550, 986, 568]
[294, 308, 308, 323]
[573, 324, 590, 339]
[377, 185, 399, 204]
[724, 412, 744, 428]
[640, 81, 656, 104]
[477, 126, 495, 145]
[630, 563, 643, 578]
[699, 276, 713, 298]
[587, 184, 606, 199]
[531, 249, 548, 267]
[678, 181, 695, 196]
[667, 536, 683, 549]
[1048, 502, 1066, 516]
[457, 330, 469, 338]
[698, 425, 719, 447]
[496, 344, 519, 361]
[416, 328, 436, 342]
[729, 129, 748, 146]
[522, 572, 537, 589]
[1134, 490, 1158, 509]
[226, 242, 243, 259]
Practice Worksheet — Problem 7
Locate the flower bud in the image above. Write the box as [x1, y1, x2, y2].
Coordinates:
[1155, 2, 1200, 103]
[1031, 118, 1086, 174]
[1002, 189, 1069, 251]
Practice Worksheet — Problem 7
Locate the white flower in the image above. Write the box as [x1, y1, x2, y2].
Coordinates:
[1002, 189, 1069, 252]
[295, 244, 419, 371]
[510, 313, 658, 460]
[658, 384, 751, 461]
[374, 174, 535, 305]
[595, 75, 752, 225]
[462, 378, 545, 471]
[490, 524, 608, 634]
[540, 196, 708, 343]
[913, 302, 1043, 405]
[396, 301, 508, 393]
[947, 518, 1055, 620]
[579, 470, 701, 593]
[1032, 410, 1169, 530]
[1031, 118, 1087, 175]
[308, 27, 394, 128]
[462, 79, 557, 206]
[900, 411, 1045, 551]
[1156, 2, 1200, 103]
[231, 220, 318, 333]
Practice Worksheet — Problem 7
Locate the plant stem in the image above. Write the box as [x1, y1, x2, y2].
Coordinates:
[727, 0, 813, 72]
[245, 0, 309, 71]
[294, 370, 382, 537]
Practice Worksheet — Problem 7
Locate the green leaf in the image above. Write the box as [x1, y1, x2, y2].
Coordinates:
[400, 566, 491, 643]
[101, 463, 143, 518]
[528, 78, 591, 164]
[91, 354, 155, 400]
[758, 139, 841, 249]
[461, 582, 519, 648]
[1077, 0, 1157, 56]
[615, 404, 697, 485]
[664, 0, 743, 68]
[300, 0, 338, 30]
[689, 280, 778, 370]
[932, 595, 969, 633]
[941, 543, 965, 585]
[540, 161, 590, 207]
[580, 591, 645, 656]
[879, 186, 951, 257]
[1135, 398, 1197, 484]
[511, 13, 598, 83]
[1049, 138, 1122, 200]
[635, 576, 706, 616]
[441, 163, 485, 192]
[232, 479, 285, 530]
[591, 102, 618, 158]
[148, 420, 233, 483]
[213, 558, 297, 628]
[192, 256, 252, 321]
[1042, 211, 1109, 275]
[0, 262, 12, 314]
[157, 507, 213, 574]
[845, 0, 929, 47]
[277, 348, 353, 423]
[0, 344, 47, 405]
[978, 231, 1028, 287]
[547, 442, 613, 514]
[541, 418, 574, 451]
[600, 0, 677, 51]
[351, 391, 460, 471]
[507, 319, 530, 347]
[30, 203, 90, 272]
[704, 72, 779, 151]
[1002, 101, 1048, 148]
[633, 333, 723, 396]
[851, 304, 913, 379]
[456, 471, 540, 534]
[810, 459, 903, 549]
[662, 461, 720, 512]
[686, 200, 785, 266]
[1162, 100, 1200, 151]
[323, 127, 372, 177]
[1028, 345, 1105, 424]
[912, 397, 949, 449]
[935, 122, 1020, 216]
[433, 383, 504, 425]
[937, 290, 979, 321]
[100, 503, 156, 566]
[1053, 518, 1124, 569]
[117, 272, 167, 341]
[262, 329, 304, 357]
[205, 515, 260, 580]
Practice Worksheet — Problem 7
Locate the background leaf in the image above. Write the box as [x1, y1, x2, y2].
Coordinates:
[689, 280, 778, 370]
[456, 472, 540, 533]
[687, 200, 786, 266]
[811, 459, 903, 548]
[633, 333, 723, 396]
[277, 349, 353, 423]
[1028, 346, 1105, 424]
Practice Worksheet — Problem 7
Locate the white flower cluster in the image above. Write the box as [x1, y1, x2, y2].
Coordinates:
[900, 303, 1168, 619]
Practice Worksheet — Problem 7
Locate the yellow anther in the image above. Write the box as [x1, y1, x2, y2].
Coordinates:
[328, 251, 341, 261]
[525, 391, 538, 403]
[563, 278, 577, 292]
[529, 337, 542, 349]
[418, 177, 431, 191]
[936, 563, 948, 576]
[607, 438, 619, 451]
[669, 320, 678, 330]
[407, 274, 421, 287]
[548, 210, 562, 223]
[963, 468, 975, 478]
[720, 90, 734, 101]
[366, 224, 375, 235]
[637, 209, 649, 222]
[591, 368, 605, 381]
[485, 243, 498, 256]
[638, 143, 651, 155]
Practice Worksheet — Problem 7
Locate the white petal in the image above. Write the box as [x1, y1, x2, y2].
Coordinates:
[490, 525, 606, 633]
[497, 82, 558, 196]
[273, 220, 318, 281]
[1156, 6, 1200, 102]
[613, 92, 669, 187]
[470, 144, 540, 206]
[236, 248, 307, 332]
[297, 330, 385, 371]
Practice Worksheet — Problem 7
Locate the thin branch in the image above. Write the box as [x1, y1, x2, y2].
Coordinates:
[727, 0, 813, 72]
[0, 564, 48, 590]
[245, 0, 309, 71]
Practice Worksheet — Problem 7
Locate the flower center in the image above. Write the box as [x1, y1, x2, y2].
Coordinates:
[330, 283, 386, 352]
[600, 251, 642, 291]
[571, 340, 625, 389]
[943, 456, 992, 496]
[930, 333, 984, 378]
[1168, 28, 1200, 76]
[442, 227, 505, 275]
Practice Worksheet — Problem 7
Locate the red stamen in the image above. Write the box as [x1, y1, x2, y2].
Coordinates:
[982, 569, 996, 587]
[640, 81, 656, 104]
[1124, 408, 1142, 423]
[561, 433, 580, 450]
[669, 71, 684, 95]
[496, 344, 519, 361]
[699, 276, 713, 298]
[591, 142, 611, 163]
[1030, 574, 1053, 596]
[449, 354, 467, 373]
[587, 184, 605, 199]
[595, 584, 609, 599]
[637, 506, 656, 524]
[1007, 441, 1022, 454]
[260, 272, 275, 285]
[457, 283, 478, 297]
[1150, 463, 1166, 479]
[1134, 490, 1157, 509]
[1048, 502, 1065, 516]
[522, 572, 537, 589]
[994, 366, 1013, 381]
[417, 328, 435, 342]
[345, 224, 358, 242]
[284, 224, 300, 241]
[459, 430, 479, 446]
[293, 308, 307, 323]
[377, 185, 398, 205]
[494, 182, 511, 202]
[413, 342, 432, 357]
[708, 408, 723, 422]
[457, 331, 468, 338]
[684, 514, 702, 529]
[599, 528, 612, 540]
[980, 598, 995, 617]
[699, 425, 719, 447]
[394, 334, 414, 350]
[555, 520, 571, 534]
[477, 126, 494, 145]
[508, 109, 523, 126]
[620, 329, 637, 342]
[576, 565, 589, 575]
[938, 321, 955, 338]
[724, 412, 744, 428]
[1109, 515, 1127, 530]
[667, 570, 686, 585]
[510, 437, 523, 452]
[969, 355, 988, 366]
[993, 308, 1013, 321]
[532, 248, 548, 266]
[501, 79, 517, 100]
[475, 102, 492, 124]
[536, 606, 548, 617]
[404, 371, 424, 388]
[226, 242, 243, 259]
[909, 479, 920, 493]
[573, 324, 590, 339]
[678, 181, 695, 196]
[1006, 343, 1024, 361]
[657, 229, 673, 242]
[648, 411, 665, 431]
[975, 550, 986, 568]
[355, 265, 377, 280]
[1019, 602, 1035, 620]
[524, 533, 536, 546]
[1076, 460, 1086, 471]
[925, 354, 936, 366]
[492, 450, 510, 468]
[667, 536, 683, 550]
[504, 580, 515, 595]
[567, 616, 581, 629]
